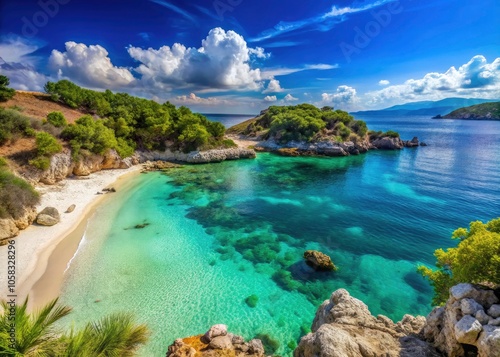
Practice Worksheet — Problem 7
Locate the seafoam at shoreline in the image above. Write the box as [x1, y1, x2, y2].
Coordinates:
[0, 166, 141, 308]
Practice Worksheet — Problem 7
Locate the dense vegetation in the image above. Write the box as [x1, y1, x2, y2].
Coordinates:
[29, 132, 63, 170]
[0, 75, 15, 102]
[0, 157, 40, 220]
[0, 108, 33, 146]
[45, 80, 230, 153]
[0, 297, 148, 356]
[443, 102, 500, 120]
[228, 104, 396, 144]
[418, 217, 500, 305]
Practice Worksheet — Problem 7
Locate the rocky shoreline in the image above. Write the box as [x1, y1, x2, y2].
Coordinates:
[254, 136, 425, 157]
[166, 284, 500, 357]
[0, 147, 256, 241]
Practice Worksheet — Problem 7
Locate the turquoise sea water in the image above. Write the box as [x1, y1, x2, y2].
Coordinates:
[59, 115, 500, 356]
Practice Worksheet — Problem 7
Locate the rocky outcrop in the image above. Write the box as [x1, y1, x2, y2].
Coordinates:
[256, 139, 370, 157]
[186, 148, 256, 163]
[166, 324, 265, 357]
[371, 136, 405, 150]
[404, 137, 420, 148]
[295, 289, 440, 357]
[0, 206, 37, 243]
[22, 149, 136, 185]
[36, 206, 60, 226]
[303, 250, 337, 271]
[424, 283, 500, 357]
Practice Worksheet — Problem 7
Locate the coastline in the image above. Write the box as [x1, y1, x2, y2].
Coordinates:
[0, 166, 141, 310]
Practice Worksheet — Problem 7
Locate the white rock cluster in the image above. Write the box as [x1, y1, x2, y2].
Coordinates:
[424, 283, 500, 356]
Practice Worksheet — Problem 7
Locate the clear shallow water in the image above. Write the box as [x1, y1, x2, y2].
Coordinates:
[59, 115, 500, 356]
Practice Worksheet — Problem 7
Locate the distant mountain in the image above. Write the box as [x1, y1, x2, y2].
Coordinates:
[352, 98, 498, 116]
[437, 102, 500, 120]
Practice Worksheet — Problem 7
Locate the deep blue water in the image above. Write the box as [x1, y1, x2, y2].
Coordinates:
[59, 114, 500, 356]
[203, 113, 255, 128]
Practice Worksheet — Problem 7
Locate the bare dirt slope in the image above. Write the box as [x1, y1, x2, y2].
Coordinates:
[0, 91, 86, 123]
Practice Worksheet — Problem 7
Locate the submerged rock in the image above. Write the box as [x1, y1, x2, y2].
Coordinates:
[65, 204, 76, 213]
[36, 206, 60, 226]
[303, 250, 337, 271]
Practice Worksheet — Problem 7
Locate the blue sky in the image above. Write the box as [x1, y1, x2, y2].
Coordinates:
[0, 0, 499, 113]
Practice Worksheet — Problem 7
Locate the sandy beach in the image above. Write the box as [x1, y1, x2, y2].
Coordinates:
[0, 166, 141, 309]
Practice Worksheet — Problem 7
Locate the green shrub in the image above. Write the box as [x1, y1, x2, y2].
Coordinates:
[35, 132, 62, 156]
[385, 130, 400, 138]
[0, 164, 40, 219]
[29, 157, 51, 170]
[46, 111, 67, 127]
[0, 108, 32, 145]
[418, 218, 500, 305]
[0, 75, 15, 102]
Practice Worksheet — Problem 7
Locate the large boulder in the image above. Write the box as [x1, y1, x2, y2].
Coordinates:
[295, 289, 440, 357]
[303, 250, 337, 271]
[36, 207, 60, 226]
[423, 283, 500, 356]
[371, 136, 404, 150]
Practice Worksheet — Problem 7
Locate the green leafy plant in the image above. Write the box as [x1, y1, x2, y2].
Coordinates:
[0, 75, 15, 102]
[46, 111, 68, 128]
[418, 218, 500, 305]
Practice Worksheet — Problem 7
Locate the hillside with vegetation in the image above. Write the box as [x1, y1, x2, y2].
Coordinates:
[228, 104, 398, 143]
[440, 102, 500, 120]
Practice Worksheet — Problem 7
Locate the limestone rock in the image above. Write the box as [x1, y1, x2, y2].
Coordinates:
[66, 204, 76, 213]
[209, 335, 232, 350]
[248, 339, 265, 355]
[166, 326, 264, 357]
[454, 315, 482, 344]
[424, 284, 500, 356]
[488, 304, 500, 318]
[186, 148, 256, 164]
[296, 288, 439, 357]
[371, 136, 404, 150]
[461, 298, 484, 315]
[478, 325, 500, 357]
[303, 250, 337, 271]
[0, 218, 19, 241]
[404, 137, 420, 147]
[476, 309, 491, 325]
[36, 207, 60, 226]
[203, 324, 227, 342]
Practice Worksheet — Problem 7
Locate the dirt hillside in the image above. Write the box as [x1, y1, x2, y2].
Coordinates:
[0, 91, 87, 123]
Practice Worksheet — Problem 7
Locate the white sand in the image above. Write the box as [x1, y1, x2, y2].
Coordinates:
[0, 166, 141, 305]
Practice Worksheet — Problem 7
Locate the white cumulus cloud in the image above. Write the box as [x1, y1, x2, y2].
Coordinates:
[379, 79, 390, 86]
[128, 27, 268, 91]
[49, 42, 135, 89]
[262, 78, 284, 93]
[366, 55, 500, 106]
[264, 95, 277, 102]
[284, 93, 299, 102]
[172, 93, 230, 106]
[322, 85, 358, 105]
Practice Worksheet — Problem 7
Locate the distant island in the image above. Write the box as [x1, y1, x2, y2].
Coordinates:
[433, 101, 500, 120]
[352, 97, 497, 117]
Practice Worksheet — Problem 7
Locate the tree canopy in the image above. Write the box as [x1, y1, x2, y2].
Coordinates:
[44, 80, 232, 154]
[418, 217, 500, 305]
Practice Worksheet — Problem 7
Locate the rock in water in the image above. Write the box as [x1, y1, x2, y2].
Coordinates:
[303, 250, 337, 271]
[65, 204, 76, 213]
[295, 289, 440, 357]
[36, 207, 60, 226]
